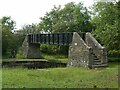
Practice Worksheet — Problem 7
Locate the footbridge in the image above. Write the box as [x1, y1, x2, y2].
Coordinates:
[22, 32, 108, 68]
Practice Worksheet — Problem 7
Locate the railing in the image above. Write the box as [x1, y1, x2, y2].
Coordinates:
[27, 32, 85, 46]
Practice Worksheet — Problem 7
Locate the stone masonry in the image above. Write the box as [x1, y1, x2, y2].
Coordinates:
[67, 32, 108, 68]
[67, 32, 93, 68]
[85, 32, 108, 65]
[22, 35, 41, 59]
[22, 32, 108, 68]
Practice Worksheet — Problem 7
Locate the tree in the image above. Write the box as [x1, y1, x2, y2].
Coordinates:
[2, 16, 16, 31]
[1, 16, 19, 57]
[38, 2, 93, 33]
[16, 23, 41, 35]
[91, 1, 120, 56]
[39, 5, 61, 33]
[37, 2, 94, 55]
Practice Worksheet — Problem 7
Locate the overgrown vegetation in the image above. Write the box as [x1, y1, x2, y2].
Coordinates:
[2, 62, 118, 88]
[40, 44, 69, 55]
[1, 16, 24, 58]
[91, 1, 120, 56]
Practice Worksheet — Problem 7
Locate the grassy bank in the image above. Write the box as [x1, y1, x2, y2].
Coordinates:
[2, 54, 68, 63]
[2, 62, 119, 88]
[43, 54, 68, 63]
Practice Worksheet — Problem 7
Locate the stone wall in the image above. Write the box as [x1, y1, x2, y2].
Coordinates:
[67, 32, 93, 68]
[22, 36, 41, 59]
[85, 32, 108, 64]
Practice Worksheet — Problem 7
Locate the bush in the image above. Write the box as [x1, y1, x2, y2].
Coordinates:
[16, 48, 26, 59]
[40, 44, 68, 55]
[108, 50, 120, 57]
[108, 50, 120, 62]
[40, 44, 57, 54]
[108, 57, 120, 62]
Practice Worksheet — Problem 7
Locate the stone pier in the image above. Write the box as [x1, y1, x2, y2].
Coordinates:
[22, 36, 41, 59]
[67, 32, 93, 68]
[67, 32, 108, 68]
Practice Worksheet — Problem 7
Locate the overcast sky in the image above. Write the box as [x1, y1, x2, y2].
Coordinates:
[0, 0, 95, 29]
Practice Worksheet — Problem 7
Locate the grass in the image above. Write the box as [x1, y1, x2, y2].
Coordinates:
[2, 62, 119, 88]
[2, 54, 68, 63]
[2, 59, 48, 62]
[0, 68, 2, 90]
[43, 54, 68, 63]
[108, 57, 120, 62]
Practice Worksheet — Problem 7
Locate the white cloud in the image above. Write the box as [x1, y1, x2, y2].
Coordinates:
[0, 0, 94, 29]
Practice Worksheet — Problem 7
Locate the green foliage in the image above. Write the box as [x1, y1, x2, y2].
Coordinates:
[38, 2, 94, 55]
[43, 54, 68, 63]
[1, 16, 24, 57]
[16, 48, 26, 59]
[1, 16, 16, 55]
[41, 44, 58, 54]
[2, 30, 24, 57]
[108, 57, 120, 62]
[108, 50, 120, 57]
[2, 62, 118, 88]
[91, 1, 120, 53]
[1, 16, 16, 31]
[17, 23, 41, 35]
[39, 2, 93, 33]
[40, 44, 68, 55]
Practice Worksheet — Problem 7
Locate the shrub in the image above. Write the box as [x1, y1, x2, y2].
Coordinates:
[16, 48, 26, 59]
[40, 44, 68, 55]
[108, 50, 120, 57]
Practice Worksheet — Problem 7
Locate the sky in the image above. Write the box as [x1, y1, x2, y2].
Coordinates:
[0, 0, 95, 29]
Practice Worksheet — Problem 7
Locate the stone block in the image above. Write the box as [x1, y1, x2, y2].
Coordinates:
[67, 32, 92, 68]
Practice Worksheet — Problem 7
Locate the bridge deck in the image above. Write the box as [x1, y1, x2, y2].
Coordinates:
[28, 32, 85, 46]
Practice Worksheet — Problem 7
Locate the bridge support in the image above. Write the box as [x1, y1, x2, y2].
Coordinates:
[67, 32, 93, 68]
[67, 32, 108, 68]
[22, 36, 41, 59]
[22, 32, 107, 68]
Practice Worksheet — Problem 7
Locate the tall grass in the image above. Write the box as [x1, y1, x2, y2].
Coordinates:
[2, 62, 118, 88]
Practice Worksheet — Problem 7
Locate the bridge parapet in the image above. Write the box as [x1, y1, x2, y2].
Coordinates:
[27, 32, 85, 46]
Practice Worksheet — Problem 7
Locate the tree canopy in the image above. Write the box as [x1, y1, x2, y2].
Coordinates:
[2, 16, 16, 31]
[91, 1, 120, 53]
[1, 16, 23, 57]
[38, 2, 93, 33]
